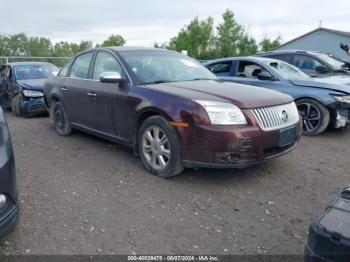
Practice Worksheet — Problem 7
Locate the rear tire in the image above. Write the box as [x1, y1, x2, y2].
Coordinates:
[138, 116, 184, 178]
[296, 98, 330, 136]
[52, 101, 72, 136]
[11, 96, 22, 117]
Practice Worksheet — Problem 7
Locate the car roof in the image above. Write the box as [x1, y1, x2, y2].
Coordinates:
[257, 50, 324, 56]
[205, 56, 282, 64]
[105, 46, 167, 52]
[5, 61, 54, 66]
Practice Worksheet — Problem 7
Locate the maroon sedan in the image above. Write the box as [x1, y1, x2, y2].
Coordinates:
[44, 47, 302, 177]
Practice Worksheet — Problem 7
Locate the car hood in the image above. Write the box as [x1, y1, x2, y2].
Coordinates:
[17, 79, 46, 91]
[290, 79, 350, 95]
[312, 75, 350, 86]
[147, 80, 293, 109]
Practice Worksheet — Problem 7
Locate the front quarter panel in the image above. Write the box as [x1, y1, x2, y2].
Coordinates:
[44, 76, 63, 107]
[127, 85, 209, 155]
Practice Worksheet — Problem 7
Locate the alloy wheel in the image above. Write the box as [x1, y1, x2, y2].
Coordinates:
[141, 126, 171, 170]
[54, 107, 66, 130]
[297, 102, 322, 133]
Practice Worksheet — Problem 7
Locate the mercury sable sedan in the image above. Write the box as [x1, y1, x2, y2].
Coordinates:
[44, 47, 302, 177]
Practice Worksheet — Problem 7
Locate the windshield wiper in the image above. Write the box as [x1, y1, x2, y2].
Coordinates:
[187, 78, 216, 81]
[142, 80, 172, 85]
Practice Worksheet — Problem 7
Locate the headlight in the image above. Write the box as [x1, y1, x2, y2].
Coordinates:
[22, 90, 44, 98]
[332, 95, 350, 104]
[195, 100, 247, 125]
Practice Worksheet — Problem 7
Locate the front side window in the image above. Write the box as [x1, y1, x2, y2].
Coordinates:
[70, 52, 93, 79]
[293, 55, 322, 71]
[93, 52, 123, 80]
[14, 64, 59, 80]
[237, 61, 272, 79]
[119, 51, 216, 85]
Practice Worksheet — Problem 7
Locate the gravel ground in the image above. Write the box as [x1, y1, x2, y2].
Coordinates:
[0, 112, 349, 256]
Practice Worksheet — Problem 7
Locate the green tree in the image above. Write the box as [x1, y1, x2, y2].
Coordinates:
[238, 31, 258, 56]
[27, 37, 52, 57]
[100, 35, 126, 47]
[259, 36, 282, 52]
[7, 33, 29, 56]
[216, 9, 244, 57]
[167, 17, 216, 59]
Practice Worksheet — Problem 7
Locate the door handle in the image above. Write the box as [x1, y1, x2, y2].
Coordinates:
[87, 92, 97, 97]
[60, 87, 68, 92]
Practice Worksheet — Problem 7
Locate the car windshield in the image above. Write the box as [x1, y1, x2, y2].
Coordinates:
[14, 64, 59, 80]
[119, 50, 216, 84]
[313, 53, 346, 70]
[265, 60, 310, 80]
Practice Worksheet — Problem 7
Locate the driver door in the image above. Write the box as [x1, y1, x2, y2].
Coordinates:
[85, 51, 129, 139]
[228, 60, 282, 92]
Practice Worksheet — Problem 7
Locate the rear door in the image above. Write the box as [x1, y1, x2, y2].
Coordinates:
[61, 51, 94, 126]
[86, 51, 129, 138]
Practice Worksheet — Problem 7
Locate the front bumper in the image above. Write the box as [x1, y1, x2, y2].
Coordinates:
[329, 102, 350, 128]
[180, 110, 302, 169]
[21, 97, 48, 116]
[0, 123, 19, 239]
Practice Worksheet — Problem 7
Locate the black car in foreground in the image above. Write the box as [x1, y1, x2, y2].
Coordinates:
[258, 50, 350, 78]
[0, 62, 59, 117]
[0, 107, 18, 239]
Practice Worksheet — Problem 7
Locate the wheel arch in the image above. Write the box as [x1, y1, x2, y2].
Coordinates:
[132, 107, 178, 156]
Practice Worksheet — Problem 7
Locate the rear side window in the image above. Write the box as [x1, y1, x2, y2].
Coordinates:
[92, 52, 123, 80]
[292, 55, 322, 70]
[207, 62, 232, 76]
[70, 52, 93, 79]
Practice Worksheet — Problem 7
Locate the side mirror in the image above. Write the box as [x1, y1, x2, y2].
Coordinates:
[100, 72, 124, 84]
[315, 65, 330, 74]
[257, 72, 274, 81]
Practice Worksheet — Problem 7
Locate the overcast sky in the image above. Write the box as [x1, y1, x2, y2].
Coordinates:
[1, 0, 349, 46]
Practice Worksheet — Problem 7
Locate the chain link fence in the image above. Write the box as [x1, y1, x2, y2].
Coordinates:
[0, 56, 71, 68]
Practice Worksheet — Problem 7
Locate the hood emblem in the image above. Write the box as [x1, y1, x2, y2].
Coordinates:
[281, 110, 288, 123]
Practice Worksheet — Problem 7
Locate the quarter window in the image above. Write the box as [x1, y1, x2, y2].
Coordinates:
[70, 52, 93, 79]
[93, 52, 123, 80]
[58, 63, 70, 77]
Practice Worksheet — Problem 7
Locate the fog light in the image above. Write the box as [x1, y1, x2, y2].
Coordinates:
[0, 194, 7, 209]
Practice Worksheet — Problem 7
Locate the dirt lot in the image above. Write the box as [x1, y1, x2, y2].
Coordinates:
[0, 111, 349, 256]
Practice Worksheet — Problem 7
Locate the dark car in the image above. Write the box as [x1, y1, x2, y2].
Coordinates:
[0, 107, 19, 238]
[257, 50, 350, 78]
[44, 47, 301, 177]
[0, 62, 59, 116]
[204, 57, 350, 135]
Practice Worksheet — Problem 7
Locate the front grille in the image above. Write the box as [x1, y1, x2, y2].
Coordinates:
[252, 102, 299, 131]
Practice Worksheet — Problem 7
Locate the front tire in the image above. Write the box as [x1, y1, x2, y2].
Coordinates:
[296, 98, 330, 136]
[52, 101, 72, 136]
[11, 96, 22, 117]
[138, 116, 184, 178]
